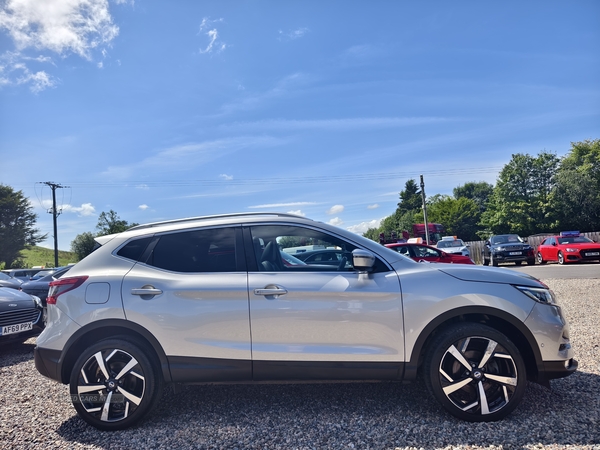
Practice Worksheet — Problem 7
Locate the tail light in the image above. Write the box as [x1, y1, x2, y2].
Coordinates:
[47, 276, 88, 305]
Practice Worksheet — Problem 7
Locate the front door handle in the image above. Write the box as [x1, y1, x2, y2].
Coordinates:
[254, 285, 288, 298]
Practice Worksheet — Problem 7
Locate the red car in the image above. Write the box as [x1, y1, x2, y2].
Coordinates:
[385, 242, 474, 264]
[536, 231, 600, 265]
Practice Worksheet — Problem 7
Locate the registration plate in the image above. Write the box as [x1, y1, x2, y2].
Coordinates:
[586, 252, 600, 256]
[1, 322, 33, 336]
[509, 251, 522, 256]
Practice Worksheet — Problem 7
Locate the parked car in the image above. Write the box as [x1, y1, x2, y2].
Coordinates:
[385, 242, 474, 264]
[435, 236, 470, 257]
[291, 249, 347, 266]
[0, 287, 45, 344]
[536, 231, 600, 265]
[482, 234, 535, 266]
[0, 272, 23, 289]
[20, 266, 71, 305]
[1, 268, 43, 282]
[35, 212, 576, 430]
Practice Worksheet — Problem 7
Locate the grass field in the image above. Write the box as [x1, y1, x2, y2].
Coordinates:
[7, 246, 77, 269]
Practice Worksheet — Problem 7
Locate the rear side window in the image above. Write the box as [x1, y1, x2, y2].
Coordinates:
[117, 237, 153, 261]
[148, 227, 237, 273]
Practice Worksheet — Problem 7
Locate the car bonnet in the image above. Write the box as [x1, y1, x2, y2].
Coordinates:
[436, 265, 544, 287]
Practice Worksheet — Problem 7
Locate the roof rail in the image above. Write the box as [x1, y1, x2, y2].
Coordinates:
[127, 212, 309, 231]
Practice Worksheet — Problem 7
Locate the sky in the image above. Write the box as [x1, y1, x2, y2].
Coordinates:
[1, 1, 599, 252]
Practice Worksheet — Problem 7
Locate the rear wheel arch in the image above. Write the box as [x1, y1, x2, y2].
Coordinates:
[59, 320, 171, 385]
[405, 307, 541, 383]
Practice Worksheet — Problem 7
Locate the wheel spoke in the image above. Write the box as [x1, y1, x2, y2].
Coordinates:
[78, 384, 106, 394]
[477, 381, 490, 414]
[442, 377, 472, 395]
[486, 373, 518, 386]
[100, 391, 113, 421]
[477, 339, 498, 368]
[115, 356, 139, 380]
[118, 386, 143, 406]
[448, 345, 472, 371]
[94, 351, 110, 379]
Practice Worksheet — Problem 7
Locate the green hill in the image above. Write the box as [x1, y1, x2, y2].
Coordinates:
[16, 246, 77, 269]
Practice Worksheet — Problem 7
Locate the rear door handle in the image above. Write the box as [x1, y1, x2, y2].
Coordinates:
[131, 286, 163, 298]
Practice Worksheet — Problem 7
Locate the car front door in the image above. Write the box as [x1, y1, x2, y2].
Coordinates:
[245, 224, 404, 381]
[121, 226, 252, 382]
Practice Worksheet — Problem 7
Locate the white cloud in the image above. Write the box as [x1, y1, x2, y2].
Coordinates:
[135, 184, 150, 190]
[138, 204, 149, 210]
[219, 174, 233, 180]
[0, 0, 121, 91]
[367, 204, 379, 210]
[198, 17, 226, 54]
[328, 217, 343, 227]
[287, 210, 305, 216]
[41, 201, 96, 217]
[278, 27, 309, 41]
[347, 219, 382, 234]
[327, 205, 344, 215]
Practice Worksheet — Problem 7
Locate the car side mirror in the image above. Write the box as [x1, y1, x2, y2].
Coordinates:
[485, 241, 490, 246]
[352, 249, 376, 272]
[552, 242, 557, 246]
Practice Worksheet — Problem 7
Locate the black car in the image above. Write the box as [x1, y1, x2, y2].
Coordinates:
[0, 272, 23, 290]
[20, 266, 71, 306]
[482, 234, 535, 266]
[292, 249, 347, 266]
[0, 287, 45, 344]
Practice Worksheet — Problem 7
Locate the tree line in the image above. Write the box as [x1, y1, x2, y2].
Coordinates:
[364, 139, 600, 243]
[0, 139, 598, 268]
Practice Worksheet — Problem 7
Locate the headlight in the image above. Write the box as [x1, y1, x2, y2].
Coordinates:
[514, 286, 557, 304]
[492, 246, 502, 252]
[31, 294, 43, 308]
[565, 248, 578, 253]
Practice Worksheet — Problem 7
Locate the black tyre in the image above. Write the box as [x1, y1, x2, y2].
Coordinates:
[527, 259, 535, 266]
[423, 323, 527, 422]
[536, 252, 546, 265]
[515, 261, 522, 266]
[69, 337, 163, 431]
[490, 254, 498, 267]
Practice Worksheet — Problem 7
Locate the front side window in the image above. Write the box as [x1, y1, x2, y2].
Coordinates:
[148, 227, 238, 273]
[249, 225, 387, 272]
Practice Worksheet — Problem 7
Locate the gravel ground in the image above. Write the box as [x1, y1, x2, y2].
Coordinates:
[1, 278, 599, 450]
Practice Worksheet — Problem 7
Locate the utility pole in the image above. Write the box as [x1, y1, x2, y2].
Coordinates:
[420, 175, 430, 245]
[41, 182, 68, 267]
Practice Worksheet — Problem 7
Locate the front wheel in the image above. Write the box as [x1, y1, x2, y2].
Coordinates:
[558, 251, 565, 265]
[69, 337, 163, 430]
[490, 254, 498, 267]
[423, 323, 527, 422]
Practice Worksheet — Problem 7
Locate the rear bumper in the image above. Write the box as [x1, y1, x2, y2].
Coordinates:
[34, 346, 64, 383]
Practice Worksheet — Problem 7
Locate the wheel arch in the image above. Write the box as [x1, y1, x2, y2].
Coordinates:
[405, 306, 542, 383]
[58, 319, 171, 384]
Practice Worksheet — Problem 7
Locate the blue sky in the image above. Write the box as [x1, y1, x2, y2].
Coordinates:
[1, 1, 599, 251]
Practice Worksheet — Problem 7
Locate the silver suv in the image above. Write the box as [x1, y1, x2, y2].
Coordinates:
[34, 213, 577, 430]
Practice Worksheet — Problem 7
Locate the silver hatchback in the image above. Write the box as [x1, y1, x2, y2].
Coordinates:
[34, 213, 577, 430]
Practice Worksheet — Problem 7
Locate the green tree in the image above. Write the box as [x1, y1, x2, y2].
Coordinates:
[553, 139, 600, 231]
[96, 210, 139, 236]
[453, 181, 494, 213]
[0, 184, 45, 269]
[427, 195, 481, 241]
[71, 232, 97, 261]
[480, 152, 560, 236]
[397, 179, 422, 214]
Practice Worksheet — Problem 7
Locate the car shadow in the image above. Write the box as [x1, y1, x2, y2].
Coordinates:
[0, 337, 36, 368]
[55, 371, 599, 449]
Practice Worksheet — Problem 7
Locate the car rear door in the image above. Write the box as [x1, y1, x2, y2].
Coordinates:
[121, 226, 252, 382]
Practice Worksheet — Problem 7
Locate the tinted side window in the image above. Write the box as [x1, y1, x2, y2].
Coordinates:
[149, 227, 237, 273]
[117, 237, 154, 261]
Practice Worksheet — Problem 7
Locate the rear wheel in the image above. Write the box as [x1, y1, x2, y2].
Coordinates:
[558, 251, 565, 265]
[536, 252, 546, 265]
[423, 323, 527, 422]
[526, 259, 535, 266]
[69, 337, 163, 431]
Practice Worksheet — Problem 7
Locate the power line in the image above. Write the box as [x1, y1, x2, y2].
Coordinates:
[39, 182, 69, 267]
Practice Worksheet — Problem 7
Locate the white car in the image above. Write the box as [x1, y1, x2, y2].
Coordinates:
[436, 236, 470, 257]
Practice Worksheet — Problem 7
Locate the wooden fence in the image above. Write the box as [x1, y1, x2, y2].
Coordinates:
[466, 231, 600, 265]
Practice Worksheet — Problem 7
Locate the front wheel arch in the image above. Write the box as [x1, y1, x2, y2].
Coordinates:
[405, 308, 541, 384]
